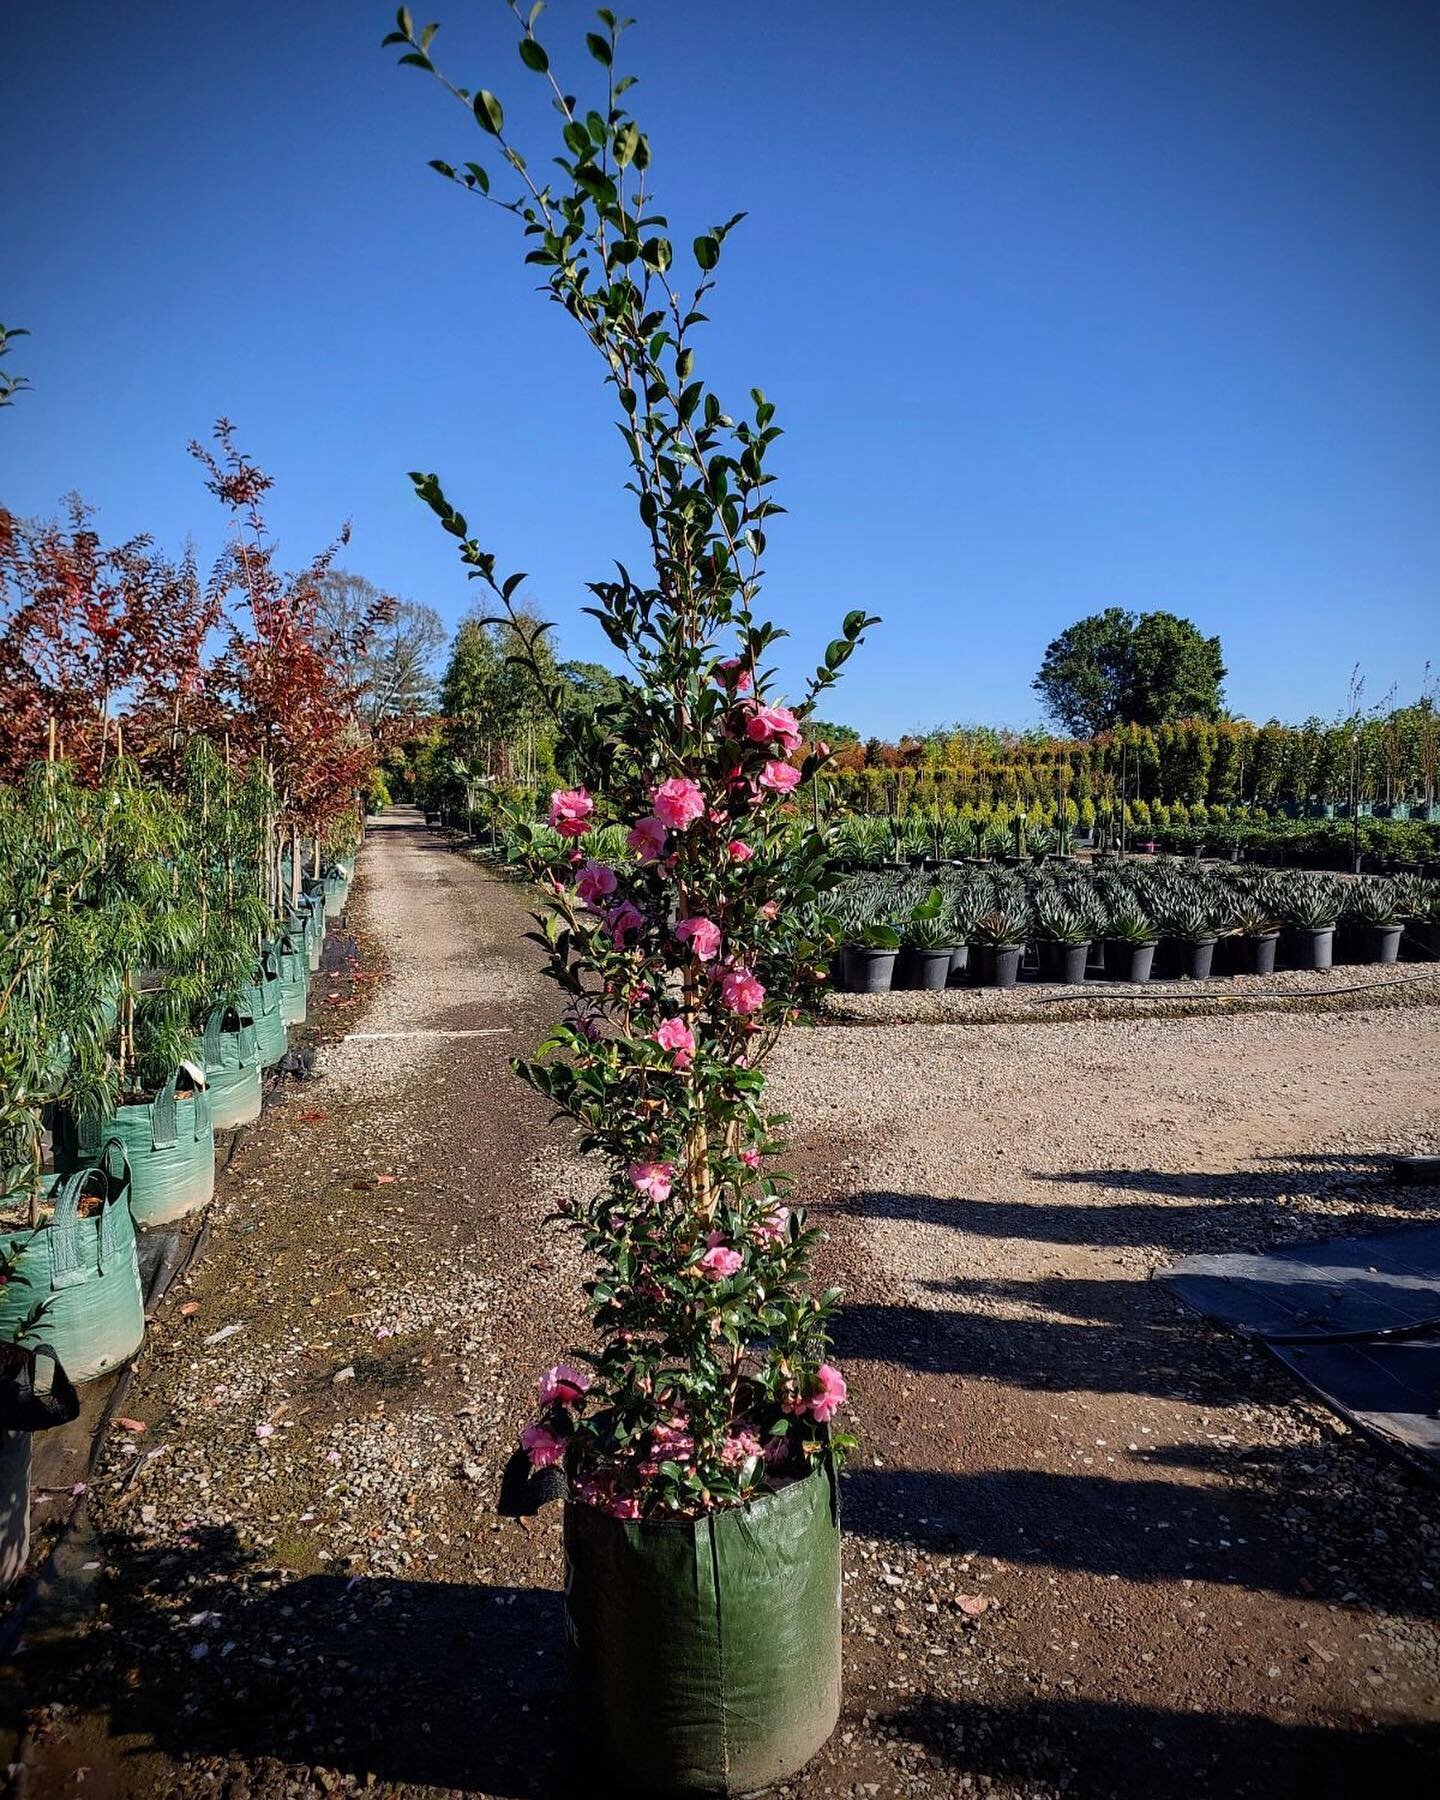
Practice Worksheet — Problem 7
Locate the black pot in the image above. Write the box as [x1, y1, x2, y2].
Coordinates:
[1104, 939, 1157, 983]
[947, 943, 971, 985]
[1086, 937, 1106, 974]
[1287, 926, 1334, 970]
[840, 946, 899, 994]
[1405, 919, 1440, 961]
[978, 944, 1023, 989]
[1182, 937, 1217, 981]
[898, 946, 953, 991]
[1361, 923, 1403, 965]
[1038, 940, 1088, 985]
[1238, 931, 1279, 976]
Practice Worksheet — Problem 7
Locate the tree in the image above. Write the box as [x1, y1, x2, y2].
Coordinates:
[314, 569, 446, 725]
[1033, 607, 1225, 734]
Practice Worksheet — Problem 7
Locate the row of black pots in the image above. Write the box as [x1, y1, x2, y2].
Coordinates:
[838, 922, 1412, 995]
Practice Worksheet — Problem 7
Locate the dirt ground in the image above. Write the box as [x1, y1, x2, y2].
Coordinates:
[5, 809, 1438, 1799]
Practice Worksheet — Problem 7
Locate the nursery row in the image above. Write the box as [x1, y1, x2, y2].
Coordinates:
[830, 861, 1440, 992]
[828, 807, 1440, 873]
[0, 750, 359, 1584]
[819, 708, 1440, 814]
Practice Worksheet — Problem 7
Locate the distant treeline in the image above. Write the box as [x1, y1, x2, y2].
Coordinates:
[821, 709, 1439, 813]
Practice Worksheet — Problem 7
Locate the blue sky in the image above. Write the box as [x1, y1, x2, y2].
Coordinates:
[3, 0, 1437, 737]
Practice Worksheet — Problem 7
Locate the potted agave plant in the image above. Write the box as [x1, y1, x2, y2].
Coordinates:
[1103, 904, 1159, 983]
[1032, 892, 1091, 985]
[390, 8, 871, 1790]
[896, 887, 953, 991]
[973, 895, 1031, 989]
[1153, 891, 1219, 981]
[1228, 892, 1283, 976]
[1283, 873, 1342, 970]
[1346, 878, 1404, 965]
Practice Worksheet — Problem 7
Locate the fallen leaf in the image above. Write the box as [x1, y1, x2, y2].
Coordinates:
[116, 1418, 147, 1434]
[956, 1594, 989, 1617]
[179, 1301, 200, 1318]
[376, 1174, 396, 1185]
[298, 1109, 330, 1124]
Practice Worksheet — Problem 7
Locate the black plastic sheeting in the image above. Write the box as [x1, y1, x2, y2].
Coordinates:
[1157, 1221, 1440, 1479]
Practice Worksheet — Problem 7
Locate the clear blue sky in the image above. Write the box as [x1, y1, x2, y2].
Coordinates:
[3, 0, 1437, 737]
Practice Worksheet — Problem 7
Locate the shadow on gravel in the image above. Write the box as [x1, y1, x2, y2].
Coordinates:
[831, 1294, 1262, 1405]
[840, 1463, 1440, 1615]
[832, 1171, 1435, 1255]
[31, 1525, 608, 1798]
[884, 1694, 1440, 1799]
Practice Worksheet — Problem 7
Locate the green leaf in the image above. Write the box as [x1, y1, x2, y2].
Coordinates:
[586, 31, 613, 65]
[518, 37, 549, 72]
[640, 236, 672, 273]
[693, 234, 720, 271]
[563, 120, 591, 158]
[473, 89, 504, 134]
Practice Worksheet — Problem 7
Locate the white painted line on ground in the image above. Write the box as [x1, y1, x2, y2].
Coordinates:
[344, 1028, 512, 1040]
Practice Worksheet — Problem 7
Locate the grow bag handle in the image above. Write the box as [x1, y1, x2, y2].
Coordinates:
[47, 1137, 128, 1288]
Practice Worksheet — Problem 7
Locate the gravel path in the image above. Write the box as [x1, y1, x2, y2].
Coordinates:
[10, 810, 1439, 1798]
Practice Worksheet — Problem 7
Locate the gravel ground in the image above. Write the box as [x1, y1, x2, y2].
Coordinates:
[823, 957, 1440, 1026]
[8, 810, 1439, 1799]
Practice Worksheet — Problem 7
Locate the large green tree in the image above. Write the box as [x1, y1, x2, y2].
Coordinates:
[1034, 607, 1225, 735]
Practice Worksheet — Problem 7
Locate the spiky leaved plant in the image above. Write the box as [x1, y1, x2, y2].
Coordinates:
[388, 2, 874, 1517]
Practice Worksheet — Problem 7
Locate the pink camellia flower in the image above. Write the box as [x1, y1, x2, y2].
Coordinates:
[810, 1363, 848, 1422]
[651, 777, 706, 831]
[675, 916, 722, 961]
[629, 1161, 674, 1203]
[607, 1492, 643, 1520]
[726, 839, 753, 863]
[739, 1145, 761, 1169]
[537, 1363, 592, 1406]
[758, 759, 801, 795]
[715, 657, 754, 694]
[744, 701, 803, 755]
[604, 900, 646, 946]
[640, 1417, 696, 1473]
[520, 1422, 568, 1469]
[762, 1433, 790, 1467]
[753, 1203, 790, 1243]
[627, 815, 668, 862]
[575, 860, 618, 908]
[720, 966, 766, 1016]
[651, 1017, 696, 1068]
[549, 788, 594, 838]
[759, 900, 780, 921]
[721, 1427, 763, 1467]
[699, 1239, 743, 1281]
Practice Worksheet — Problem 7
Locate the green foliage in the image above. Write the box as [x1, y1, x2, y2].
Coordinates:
[389, 1, 871, 1516]
[1033, 607, 1226, 736]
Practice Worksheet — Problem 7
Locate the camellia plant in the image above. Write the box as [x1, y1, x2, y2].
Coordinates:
[388, 2, 876, 1523]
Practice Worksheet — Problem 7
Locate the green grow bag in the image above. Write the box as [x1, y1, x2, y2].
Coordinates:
[244, 949, 288, 1069]
[56, 1069, 214, 1228]
[0, 1146, 145, 1382]
[563, 1461, 842, 1795]
[199, 1004, 262, 1130]
[291, 894, 325, 973]
[277, 928, 309, 1026]
[321, 872, 348, 921]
